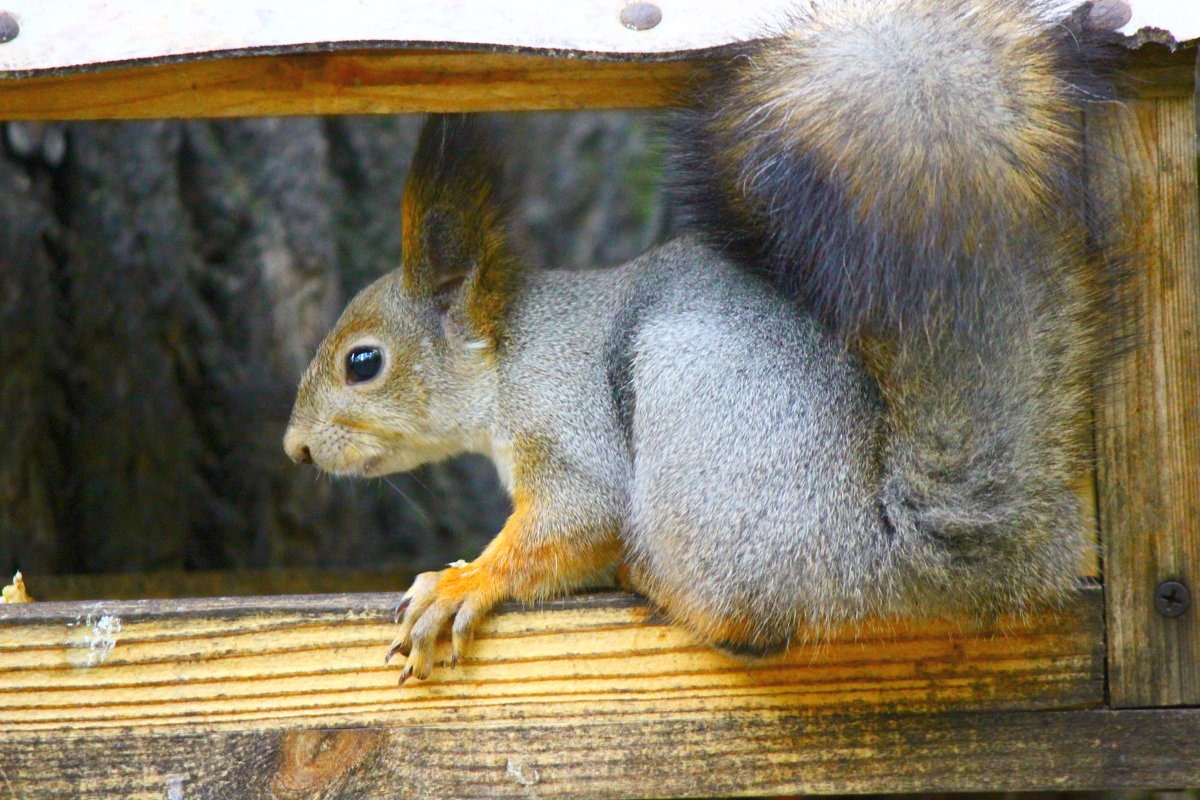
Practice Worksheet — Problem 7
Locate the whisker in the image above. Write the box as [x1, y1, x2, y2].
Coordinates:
[406, 469, 435, 494]
[381, 476, 432, 524]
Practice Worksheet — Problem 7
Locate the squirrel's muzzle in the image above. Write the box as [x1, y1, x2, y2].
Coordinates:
[282, 427, 314, 465]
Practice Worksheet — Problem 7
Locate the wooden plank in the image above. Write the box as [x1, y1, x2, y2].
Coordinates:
[0, 589, 1104, 734]
[0, 31, 1191, 121]
[1121, 43, 1199, 98]
[1089, 80, 1200, 704]
[0, 587, 1131, 798]
[0, 50, 695, 120]
[0, 0, 1192, 77]
[1, 708, 1197, 798]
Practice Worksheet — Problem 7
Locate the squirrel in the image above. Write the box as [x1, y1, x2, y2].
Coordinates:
[284, 0, 1125, 683]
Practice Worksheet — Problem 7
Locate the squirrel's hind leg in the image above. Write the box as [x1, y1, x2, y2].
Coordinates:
[617, 556, 793, 657]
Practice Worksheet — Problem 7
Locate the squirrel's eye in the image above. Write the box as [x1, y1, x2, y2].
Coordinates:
[346, 346, 383, 384]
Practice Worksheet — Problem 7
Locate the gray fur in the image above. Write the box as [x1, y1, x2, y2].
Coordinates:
[618, 241, 886, 638]
[496, 239, 881, 642]
[287, 0, 1116, 661]
[495, 225, 1094, 645]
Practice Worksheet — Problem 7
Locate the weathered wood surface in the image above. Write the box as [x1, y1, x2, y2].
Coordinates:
[1120, 42, 1199, 98]
[0, 589, 1103, 733]
[7, 587, 1187, 799]
[0, 50, 696, 120]
[0, 0, 1193, 77]
[0, 584, 1190, 800]
[0, 25, 1193, 120]
[2, 709, 1199, 799]
[1090, 86, 1200, 707]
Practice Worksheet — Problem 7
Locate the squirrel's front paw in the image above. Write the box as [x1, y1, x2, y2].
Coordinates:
[386, 561, 503, 685]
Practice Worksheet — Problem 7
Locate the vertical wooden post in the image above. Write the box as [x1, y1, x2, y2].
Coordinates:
[1090, 54, 1200, 708]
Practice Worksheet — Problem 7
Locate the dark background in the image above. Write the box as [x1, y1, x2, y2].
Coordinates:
[0, 112, 672, 580]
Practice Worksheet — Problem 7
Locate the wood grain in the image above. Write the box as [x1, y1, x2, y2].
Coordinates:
[0, 587, 1140, 798]
[0, 44, 1191, 122]
[1089, 87, 1200, 706]
[0, 50, 695, 120]
[0, 589, 1104, 734]
[3, 707, 1198, 798]
[1119, 43, 1199, 98]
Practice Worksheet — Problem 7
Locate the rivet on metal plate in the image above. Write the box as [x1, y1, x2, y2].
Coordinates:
[620, 2, 662, 31]
[0, 11, 19, 44]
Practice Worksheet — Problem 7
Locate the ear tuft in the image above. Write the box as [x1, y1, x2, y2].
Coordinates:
[400, 115, 517, 299]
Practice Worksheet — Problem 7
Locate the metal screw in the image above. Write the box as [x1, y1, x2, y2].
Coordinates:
[620, 2, 662, 31]
[0, 11, 18, 44]
[1154, 580, 1190, 619]
[1083, 0, 1132, 33]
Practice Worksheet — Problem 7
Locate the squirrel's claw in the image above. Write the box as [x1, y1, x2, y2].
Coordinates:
[451, 598, 487, 666]
[392, 596, 412, 624]
[383, 637, 410, 665]
[397, 664, 414, 687]
[388, 563, 501, 686]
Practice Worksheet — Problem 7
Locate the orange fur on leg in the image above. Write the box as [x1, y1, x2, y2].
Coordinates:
[390, 490, 621, 684]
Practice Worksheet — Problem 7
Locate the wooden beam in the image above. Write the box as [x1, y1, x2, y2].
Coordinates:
[0, 49, 695, 120]
[3, 708, 1198, 798]
[1120, 43, 1199, 98]
[0, 42, 1192, 122]
[1089, 52, 1200, 707]
[0, 589, 1104, 732]
[0, 588, 1136, 797]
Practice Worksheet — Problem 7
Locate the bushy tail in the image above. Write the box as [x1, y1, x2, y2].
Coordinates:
[672, 0, 1125, 615]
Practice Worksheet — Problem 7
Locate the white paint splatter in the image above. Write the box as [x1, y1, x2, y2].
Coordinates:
[166, 774, 185, 800]
[83, 614, 121, 666]
[506, 759, 540, 786]
[65, 605, 122, 667]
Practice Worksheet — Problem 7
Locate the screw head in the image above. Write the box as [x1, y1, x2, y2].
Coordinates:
[0, 11, 18, 44]
[1154, 580, 1191, 619]
[620, 2, 662, 31]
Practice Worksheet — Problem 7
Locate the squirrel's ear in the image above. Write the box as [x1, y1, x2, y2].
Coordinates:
[400, 115, 520, 338]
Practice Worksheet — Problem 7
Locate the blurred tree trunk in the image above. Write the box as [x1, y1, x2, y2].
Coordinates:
[0, 112, 671, 577]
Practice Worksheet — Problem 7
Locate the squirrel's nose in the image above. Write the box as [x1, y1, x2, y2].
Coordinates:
[283, 429, 314, 464]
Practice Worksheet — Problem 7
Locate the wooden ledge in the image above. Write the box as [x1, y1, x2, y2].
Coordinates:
[2, 588, 1104, 733]
[0, 18, 1192, 120]
[0, 50, 698, 120]
[0, 46, 1192, 123]
[3, 708, 1199, 798]
[2, 587, 1198, 797]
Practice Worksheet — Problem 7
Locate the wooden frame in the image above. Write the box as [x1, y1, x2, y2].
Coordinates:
[0, 4, 1197, 797]
[1, 589, 1197, 797]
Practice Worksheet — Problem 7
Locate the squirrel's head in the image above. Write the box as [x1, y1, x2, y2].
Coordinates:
[283, 114, 518, 477]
